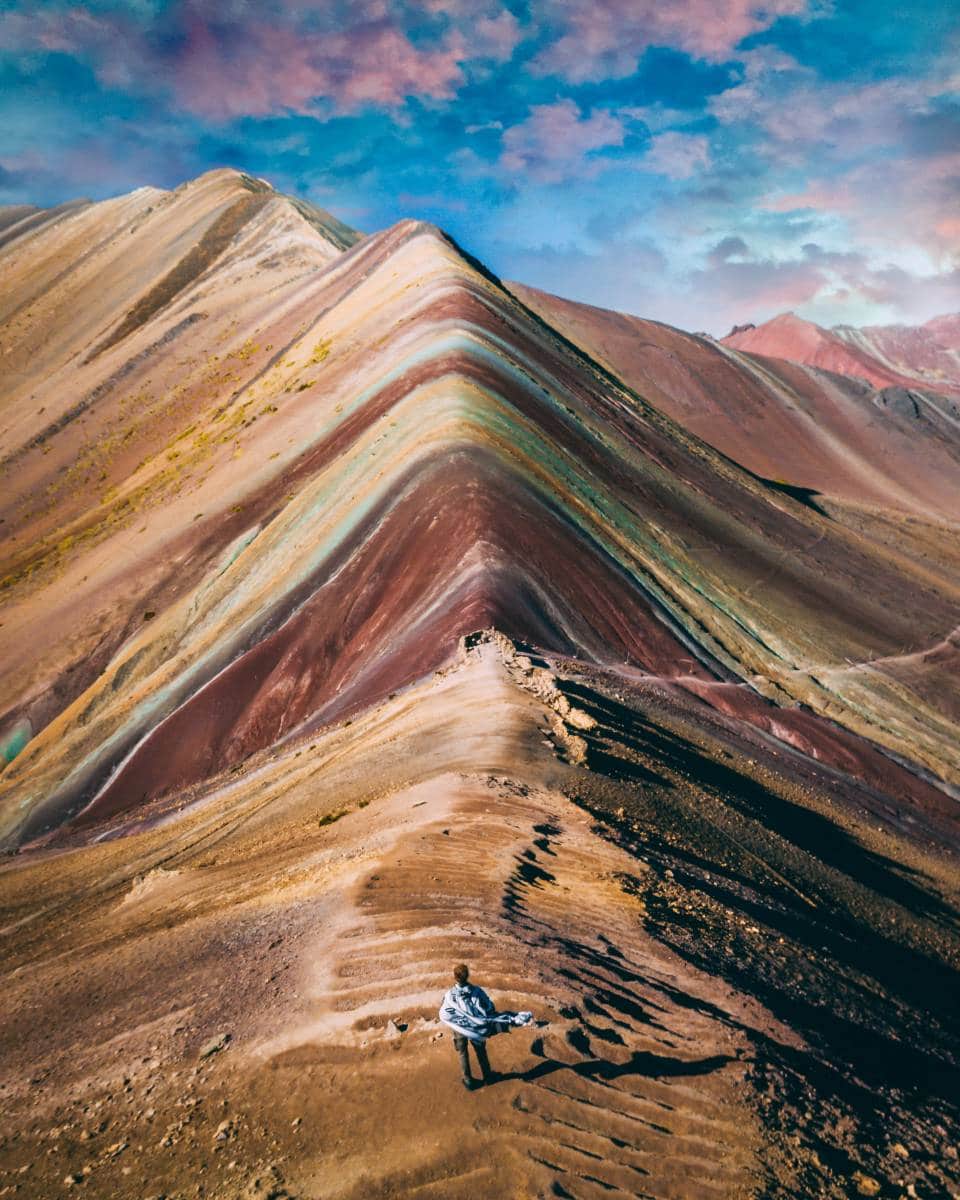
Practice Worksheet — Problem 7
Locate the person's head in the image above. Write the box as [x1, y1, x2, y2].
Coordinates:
[453, 963, 469, 986]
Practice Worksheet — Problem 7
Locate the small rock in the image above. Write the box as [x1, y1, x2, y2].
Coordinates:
[198, 1032, 231, 1060]
[565, 707, 596, 731]
[891, 1143, 910, 1159]
[244, 1163, 288, 1198]
[214, 1119, 235, 1142]
[63, 1174, 83, 1188]
[852, 1172, 882, 1197]
[291, 1118, 302, 1128]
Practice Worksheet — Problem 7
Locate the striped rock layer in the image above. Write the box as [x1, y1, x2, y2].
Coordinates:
[1, 171, 959, 844]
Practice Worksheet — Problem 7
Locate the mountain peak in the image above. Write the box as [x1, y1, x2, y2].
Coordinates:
[767, 310, 820, 329]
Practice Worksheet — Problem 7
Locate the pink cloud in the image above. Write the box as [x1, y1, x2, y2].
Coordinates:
[533, 0, 810, 81]
[761, 182, 856, 213]
[709, 51, 960, 263]
[472, 10, 523, 62]
[698, 257, 828, 313]
[935, 216, 960, 245]
[0, 5, 141, 86]
[172, 18, 466, 119]
[761, 149, 960, 259]
[0, 1, 524, 120]
[710, 60, 960, 159]
[643, 131, 711, 180]
[499, 99, 625, 183]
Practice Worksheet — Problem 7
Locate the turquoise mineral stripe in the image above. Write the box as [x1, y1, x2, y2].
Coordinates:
[1, 720, 30, 764]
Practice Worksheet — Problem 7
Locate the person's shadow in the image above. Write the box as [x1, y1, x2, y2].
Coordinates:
[491, 1048, 734, 1087]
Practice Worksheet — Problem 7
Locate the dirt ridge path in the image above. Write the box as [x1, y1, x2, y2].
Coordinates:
[263, 741, 793, 1199]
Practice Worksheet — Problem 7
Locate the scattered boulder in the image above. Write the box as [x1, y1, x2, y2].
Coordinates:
[244, 1163, 292, 1199]
[198, 1032, 231, 1060]
[214, 1119, 236, 1142]
[565, 707, 596, 732]
[852, 1171, 881, 1196]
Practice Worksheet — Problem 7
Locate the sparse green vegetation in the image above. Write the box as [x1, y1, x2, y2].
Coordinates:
[310, 338, 332, 364]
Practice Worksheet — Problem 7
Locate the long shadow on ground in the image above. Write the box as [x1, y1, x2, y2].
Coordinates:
[538, 667, 960, 1197]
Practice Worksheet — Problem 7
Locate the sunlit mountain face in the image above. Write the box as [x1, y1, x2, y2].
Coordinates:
[723, 311, 960, 396]
[0, 169, 958, 1200]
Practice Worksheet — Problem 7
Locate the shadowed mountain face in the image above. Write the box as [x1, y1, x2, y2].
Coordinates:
[1, 173, 959, 1200]
[514, 285, 960, 523]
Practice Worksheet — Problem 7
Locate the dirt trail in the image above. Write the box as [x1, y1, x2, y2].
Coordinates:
[1, 641, 958, 1200]
[260, 757, 787, 1199]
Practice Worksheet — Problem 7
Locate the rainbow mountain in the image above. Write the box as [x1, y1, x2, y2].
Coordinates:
[1, 170, 959, 1200]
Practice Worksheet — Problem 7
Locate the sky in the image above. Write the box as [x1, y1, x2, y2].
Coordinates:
[1, 1, 958, 335]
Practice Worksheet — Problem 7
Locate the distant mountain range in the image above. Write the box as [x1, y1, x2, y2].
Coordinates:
[721, 309, 960, 396]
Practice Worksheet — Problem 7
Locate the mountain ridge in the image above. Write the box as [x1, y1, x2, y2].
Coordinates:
[1, 172, 959, 1200]
[4, 214, 960, 844]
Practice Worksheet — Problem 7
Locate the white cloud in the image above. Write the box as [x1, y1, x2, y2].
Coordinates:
[642, 132, 712, 180]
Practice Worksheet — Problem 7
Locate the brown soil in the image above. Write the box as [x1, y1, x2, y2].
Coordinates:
[2, 639, 958, 1199]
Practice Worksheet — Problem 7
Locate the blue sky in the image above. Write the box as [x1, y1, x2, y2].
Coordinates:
[1, 0, 957, 333]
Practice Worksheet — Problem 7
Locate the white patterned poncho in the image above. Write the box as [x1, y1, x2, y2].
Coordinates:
[439, 983, 533, 1042]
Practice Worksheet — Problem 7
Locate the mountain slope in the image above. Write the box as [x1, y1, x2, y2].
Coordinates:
[1, 176, 959, 1200]
[512, 284, 960, 523]
[4, 217, 960, 843]
[0, 168, 361, 771]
